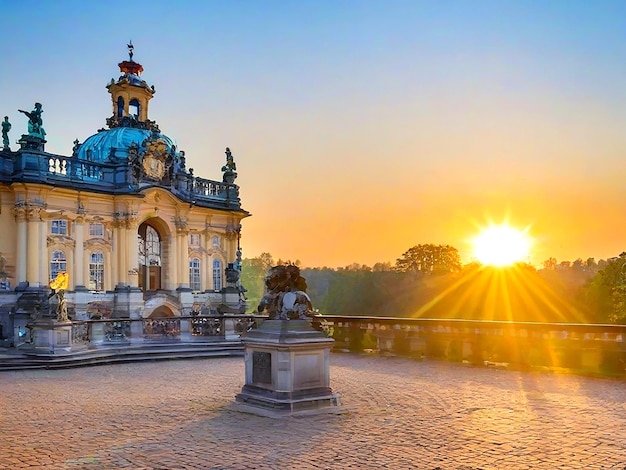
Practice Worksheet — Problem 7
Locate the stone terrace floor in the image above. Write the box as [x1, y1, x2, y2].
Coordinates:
[0, 354, 625, 470]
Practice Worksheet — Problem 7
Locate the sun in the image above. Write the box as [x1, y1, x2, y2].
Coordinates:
[471, 224, 532, 267]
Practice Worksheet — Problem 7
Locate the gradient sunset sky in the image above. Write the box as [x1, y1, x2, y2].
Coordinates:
[2, 1, 626, 268]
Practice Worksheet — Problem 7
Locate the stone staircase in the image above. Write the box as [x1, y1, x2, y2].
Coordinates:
[0, 341, 244, 371]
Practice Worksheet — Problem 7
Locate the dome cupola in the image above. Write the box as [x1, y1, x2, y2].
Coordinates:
[75, 44, 179, 164]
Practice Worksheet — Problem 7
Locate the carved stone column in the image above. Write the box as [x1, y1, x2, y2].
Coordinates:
[73, 217, 85, 289]
[38, 216, 47, 286]
[26, 208, 41, 287]
[168, 233, 178, 290]
[14, 207, 27, 283]
[111, 219, 120, 286]
[126, 214, 139, 288]
[112, 213, 127, 286]
[201, 231, 209, 291]
[175, 216, 189, 289]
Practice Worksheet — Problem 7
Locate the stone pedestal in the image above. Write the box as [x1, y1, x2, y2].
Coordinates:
[24, 318, 77, 355]
[234, 320, 344, 417]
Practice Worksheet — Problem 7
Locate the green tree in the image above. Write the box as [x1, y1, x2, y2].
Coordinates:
[240, 252, 274, 312]
[372, 262, 393, 272]
[582, 252, 626, 324]
[394, 244, 461, 275]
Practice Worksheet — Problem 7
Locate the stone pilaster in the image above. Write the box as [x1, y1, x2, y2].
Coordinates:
[73, 217, 85, 288]
[126, 214, 139, 288]
[26, 208, 41, 287]
[175, 216, 189, 289]
[14, 207, 27, 284]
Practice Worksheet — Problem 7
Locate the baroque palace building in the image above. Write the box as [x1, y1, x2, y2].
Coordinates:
[0, 46, 250, 346]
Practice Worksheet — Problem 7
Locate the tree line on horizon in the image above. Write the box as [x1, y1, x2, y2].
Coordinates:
[240, 245, 626, 325]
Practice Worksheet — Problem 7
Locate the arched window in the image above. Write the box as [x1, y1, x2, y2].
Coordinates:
[50, 250, 67, 282]
[212, 235, 220, 248]
[189, 257, 201, 291]
[129, 98, 140, 119]
[212, 259, 222, 291]
[89, 252, 104, 291]
[139, 225, 161, 267]
[117, 96, 124, 117]
[138, 223, 162, 291]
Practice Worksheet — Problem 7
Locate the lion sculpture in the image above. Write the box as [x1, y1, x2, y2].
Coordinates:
[257, 265, 313, 320]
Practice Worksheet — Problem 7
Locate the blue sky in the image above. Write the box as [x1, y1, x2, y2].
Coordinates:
[3, 1, 626, 267]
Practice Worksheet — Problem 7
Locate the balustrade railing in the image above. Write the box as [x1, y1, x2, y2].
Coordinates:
[69, 314, 625, 376]
[77, 314, 264, 347]
[2, 152, 240, 208]
[104, 320, 131, 343]
[71, 321, 90, 346]
[316, 315, 626, 376]
[144, 318, 180, 341]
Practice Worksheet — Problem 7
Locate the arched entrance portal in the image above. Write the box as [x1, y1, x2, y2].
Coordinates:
[138, 222, 162, 291]
[148, 305, 174, 319]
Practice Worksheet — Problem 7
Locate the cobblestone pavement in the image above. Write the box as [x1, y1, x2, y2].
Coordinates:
[1, 354, 625, 470]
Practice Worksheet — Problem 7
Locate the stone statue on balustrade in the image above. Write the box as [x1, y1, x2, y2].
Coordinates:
[221, 147, 238, 184]
[18, 102, 46, 140]
[257, 265, 314, 320]
[2, 116, 11, 150]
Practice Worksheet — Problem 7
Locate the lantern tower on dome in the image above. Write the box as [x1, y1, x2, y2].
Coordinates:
[105, 42, 158, 130]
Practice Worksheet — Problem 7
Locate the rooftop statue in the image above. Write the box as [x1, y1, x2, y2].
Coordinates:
[222, 147, 237, 172]
[257, 265, 314, 320]
[2, 116, 10, 149]
[18, 102, 46, 140]
[222, 147, 238, 183]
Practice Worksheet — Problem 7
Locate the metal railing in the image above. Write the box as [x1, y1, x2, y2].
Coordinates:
[79, 314, 264, 346]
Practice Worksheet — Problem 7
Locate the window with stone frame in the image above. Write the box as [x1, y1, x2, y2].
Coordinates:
[189, 257, 201, 291]
[51, 220, 68, 235]
[189, 233, 201, 247]
[212, 259, 222, 291]
[88, 223, 104, 238]
[50, 250, 67, 282]
[89, 252, 104, 291]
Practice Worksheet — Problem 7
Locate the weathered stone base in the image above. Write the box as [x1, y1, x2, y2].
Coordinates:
[234, 385, 343, 418]
[233, 319, 346, 418]
[21, 319, 84, 355]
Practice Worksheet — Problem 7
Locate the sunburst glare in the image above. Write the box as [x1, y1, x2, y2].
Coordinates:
[472, 224, 532, 267]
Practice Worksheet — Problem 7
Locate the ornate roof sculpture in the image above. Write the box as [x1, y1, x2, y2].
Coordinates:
[77, 43, 170, 163]
[0, 45, 247, 214]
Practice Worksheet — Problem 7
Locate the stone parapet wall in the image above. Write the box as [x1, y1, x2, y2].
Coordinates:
[319, 315, 626, 377]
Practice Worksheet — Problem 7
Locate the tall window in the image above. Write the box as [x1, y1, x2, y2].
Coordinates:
[212, 259, 222, 291]
[212, 235, 220, 248]
[117, 96, 124, 117]
[138, 223, 162, 291]
[50, 250, 67, 282]
[139, 225, 161, 267]
[51, 220, 68, 235]
[88, 223, 104, 237]
[189, 258, 201, 291]
[89, 252, 104, 291]
[189, 233, 200, 246]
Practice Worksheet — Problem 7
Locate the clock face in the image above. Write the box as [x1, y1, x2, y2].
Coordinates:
[143, 155, 165, 179]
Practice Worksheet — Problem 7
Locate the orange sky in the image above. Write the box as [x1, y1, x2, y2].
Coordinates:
[3, 2, 626, 268]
